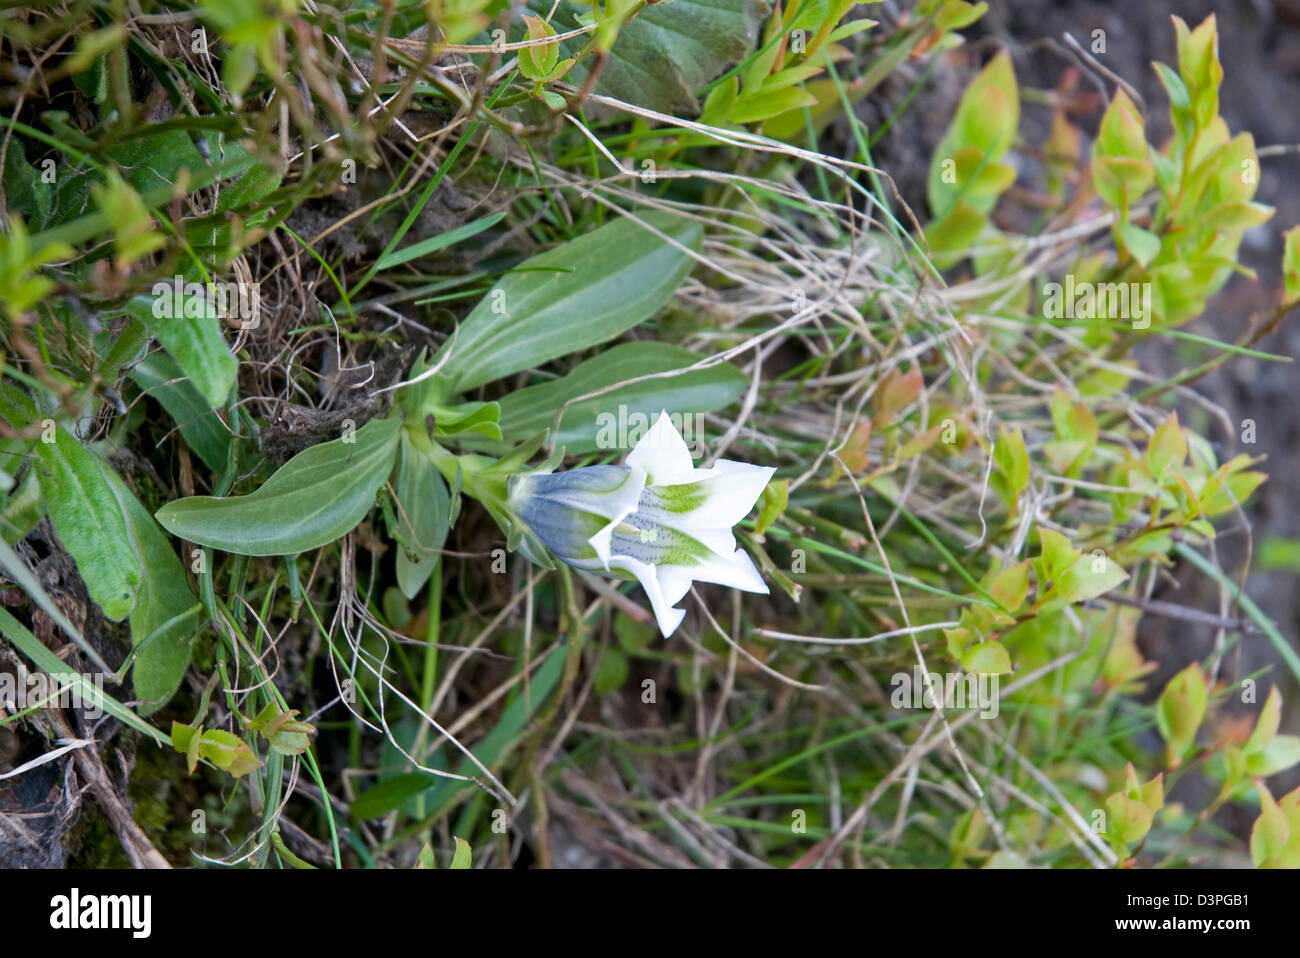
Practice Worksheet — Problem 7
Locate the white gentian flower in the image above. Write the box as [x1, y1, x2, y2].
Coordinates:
[506, 411, 776, 637]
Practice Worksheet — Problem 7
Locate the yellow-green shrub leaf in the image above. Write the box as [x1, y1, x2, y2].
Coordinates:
[962, 640, 1011, 675]
[1283, 226, 1300, 305]
[989, 560, 1029, 613]
[1155, 662, 1208, 766]
[1146, 412, 1187, 476]
[1250, 784, 1291, 867]
[1106, 792, 1153, 845]
[1116, 222, 1162, 267]
[518, 15, 560, 80]
[1054, 553, 1128, 605]
[1245, 735, 1300, 778]
[1244, 686, 1282, 755]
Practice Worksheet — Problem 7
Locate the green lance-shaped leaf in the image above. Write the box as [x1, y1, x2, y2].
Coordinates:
[36, 425, 142, 621]
[437, 211, 702, 393]
[124, 288, 238, 409]
[393, 432, 450, 600]
[493, 342, 748, 452]
[131, 351, 233, 474]
[96, 458, 197, 713]
[156, 416, 401, 556]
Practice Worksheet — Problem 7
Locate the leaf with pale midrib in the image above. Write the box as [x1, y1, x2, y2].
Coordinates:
[155, 416, 401, 556]
[37, 426, 142, 622]
[493, 341, 748, 453]
[439, 211, 702, 392]
[96, 458, 196, 713]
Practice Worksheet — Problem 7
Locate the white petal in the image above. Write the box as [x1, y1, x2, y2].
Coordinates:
[658, 566, 695, 608]
[626, 410, 697, 486]
[589, 525, 615, 569]
[687, 525, 738, 558]
[584, 469, 647, 570]
[633, 461, 776, 556]
[691, 461, 777, 528]
[610, 555, 687, 637]
[674, 547, 768, 595]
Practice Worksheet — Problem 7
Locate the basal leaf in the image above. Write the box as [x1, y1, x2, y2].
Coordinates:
[124, 291, 238, 408]
[36, 426, 142, 621]
[131, 351, 233, 473]
[96, 458, 196, 714]
[493, 341, 748, 453]
[156, 416, 401, 556]
[394, 432, 450, 600]
[438, 211, 702, 392]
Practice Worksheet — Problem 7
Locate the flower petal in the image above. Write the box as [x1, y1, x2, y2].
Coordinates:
[631, 461, 776, 557]
[703, 460, 778, 526]
[626, 410, 697, 486]
[509, 465, 644, 567]
[609, 554, 687, 637]
[658, 566, 695, 608]
[603, 526, 708, 577]
[673, 547, 768, 595]
[653, 549, 768, 632]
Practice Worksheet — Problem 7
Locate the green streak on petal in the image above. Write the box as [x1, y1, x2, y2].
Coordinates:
[650, 483, 708, 514]
[611, 518, 711, 566]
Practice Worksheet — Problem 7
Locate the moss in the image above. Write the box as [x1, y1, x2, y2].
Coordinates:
[64, 800, 131, 869]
